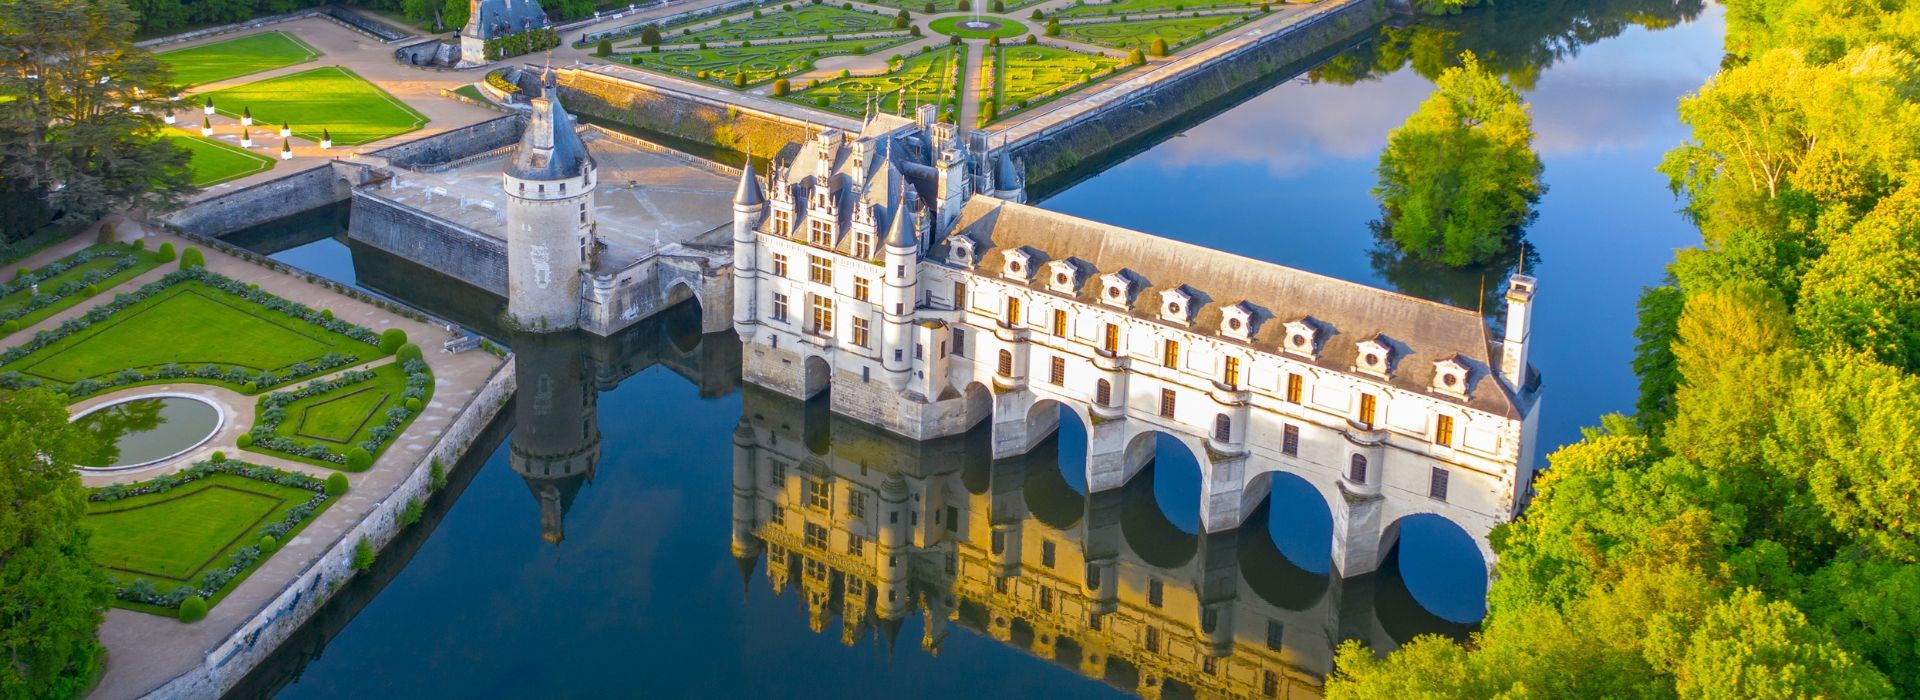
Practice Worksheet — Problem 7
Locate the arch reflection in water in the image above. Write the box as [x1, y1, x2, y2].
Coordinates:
[730, 387, 1477, 698]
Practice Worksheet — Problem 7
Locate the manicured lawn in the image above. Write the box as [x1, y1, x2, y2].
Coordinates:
[625, 36, 914, 88]
[0, 245, 164, 336]
[1055, 0, 1266, 17]
[157, 30, 320, 87]
[249, 359, 433, 469]
[655, 5, 898, 45]
[163, 132, 275, 186]
[929, 16, 1030, 39]
[1060, 14, 1252, 51]
[289, 362, 418, 446]
[991, 45, 1127, 121]
[3, 281, 376, 386]
[451, 84, 492, 105]
[790, 45, 964, 116]
[199, 66, 428, 146]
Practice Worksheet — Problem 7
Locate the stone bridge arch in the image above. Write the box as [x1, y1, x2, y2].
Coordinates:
[1239, 468, 1335, 576]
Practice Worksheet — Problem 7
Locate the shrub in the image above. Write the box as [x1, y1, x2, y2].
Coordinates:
[346, 447, 373, 471]
[989, 36, 999, 46]
[1149, 37, 1168, 57]
[97, 222, 117, 245]
[1026, 33, 1036, 44]
[1031, 8, 1042, 18]
[1, 320, 17, 333]
[133, 239, 145, 250]
[640, 25, 662, 45]
[180, 247, 204, 269]
[405, 397, 423, 413]
[325, 472, 349, 496]
[1045, 18, 1060, 36]
[396, 342, 423, 363]
[595, 38, 611, 56]
[924, 1, 933, 11]
[351, 537, 376, 571]
[992, 0, 1003, 10]
[430, 458, 448, 490]
[771, 78, 791, 96]
[732, 72, 746, 88]
[156, 242, 176, 262]
[956, 0, 969, 9]
[398, 498, 424, 527]
[237, 433, 253, 448]
[178, 596, 208, 622]
[815, 95, 830, 107]
[211, 450, 226, 463]
[379, 328, 408, 354]
[950, 34, 962, 44]
[1127, 47, 1145, 65]
[259, 535, 279, 552]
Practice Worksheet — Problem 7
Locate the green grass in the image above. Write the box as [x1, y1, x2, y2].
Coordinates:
[2, 281, 377, 387]
[930, 16, 1031, 39]
[1059, 14, 1251, 51]
[625, 36, 914, 88]
[1055, 0, 1266, 17]
[163, 131, 275, 186]
[250, 360, 432, 469]
[156, 30, 320, 88]
[199, 66, 428, 146]
[85, 472, 334, 612]
[450, 84, 492, 105]
[991, 45, 1127, 122]
[0, 245, 164, 335]
[651, 5, 899, 46]
[790, 45, 964, 116]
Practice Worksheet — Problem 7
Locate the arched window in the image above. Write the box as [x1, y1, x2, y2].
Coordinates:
[1095, 379, 1113, 407]
[1348, 454, 1368, 483]
[998, 349, 1014, 377]
[1213, 414, 1232, 442]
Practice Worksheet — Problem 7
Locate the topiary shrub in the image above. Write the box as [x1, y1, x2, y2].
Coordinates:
[395, 343, 423, 363]
[133, 239, 145, 250]
[1030, 8, 1042, 18]
[178, 596, 208, 623]
[237, 433, 254, 448]
[346, 447, 373, 471]
[211, 450, 226, 462]
[97, 222, 117, 245]
[259, 535, 279, 552]
[156, 241, 176, 262]
[1127, 47, 1144, 65]
[351, 536, 376, 571]
[772, 78, 791, 96]
[379, 328, 409, 354]
[1149, 37, 1168, 57]
[2, 320, 18, 334]
[326, 472, 350, 495]
[404, 397, 423, 413]
[180, 247, 205, 269]
[321, 308, 333, 319]
[595, 38, 612, 56]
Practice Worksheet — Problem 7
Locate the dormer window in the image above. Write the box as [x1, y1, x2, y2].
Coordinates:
[1002, 249, 1034, 281]
[1100, 273, 1133, 309]
[1283, 319, 1318, 358]
[1355, 336, 1392, 377]
[1432, 357, 1469, 398]
[1220, 303, 1253, 341]
[946, 237, 976, 268]
[1047, 260, 1080, 294]
[1159, 287, 1195, 325]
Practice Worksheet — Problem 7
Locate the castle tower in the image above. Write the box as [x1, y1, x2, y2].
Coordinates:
[991, 147, 1026, 204]
[508, 331, 601, 545]
[503, 71, 595, 332]
[1500, 273, 1536, 391]
[935, 147, 968, 234]
[731, 420, 763, 592]
[880, 195, 919, 386]
[732, 161, 766, 342]
[875, 472, 912, 620]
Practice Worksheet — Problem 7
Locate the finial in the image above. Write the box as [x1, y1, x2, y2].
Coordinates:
[1517, 242, 1528, 276]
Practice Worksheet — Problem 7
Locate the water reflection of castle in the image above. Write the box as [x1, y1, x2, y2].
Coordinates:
[728, 385, 1465, 699]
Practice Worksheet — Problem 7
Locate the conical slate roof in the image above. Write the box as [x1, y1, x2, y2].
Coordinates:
[885, 196, 917, 248]
[508, 73, 592, 181]
[734, 160, 764, 207]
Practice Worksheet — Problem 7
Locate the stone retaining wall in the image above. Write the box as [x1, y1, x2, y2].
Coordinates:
[347, 191, 509, 296]
[163, 161, 376, 237]
[143, 357, 517, 700]
[556, 67, 846, 157]
[368, 115, 523, 169]
[1007, 0, 1381, 186]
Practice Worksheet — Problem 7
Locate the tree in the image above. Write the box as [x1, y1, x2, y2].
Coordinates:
[1677, 590, 1894, 698]
[0, 0, 195, 225]
[1412, 0, 1487, 15]
[402, 0, 433, 25]
[1373, 51, 1543, 266]
[440, 0, 469, 31]
[594, 38, 611, 57]
[0, 388, 112, 698]
[639, 24, 661, 45]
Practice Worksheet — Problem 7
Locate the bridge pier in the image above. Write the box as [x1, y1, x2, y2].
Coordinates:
[1086, 417, 1150, 492]
[1200, 452, 1251, 534]
[1331, 485, 1387, 577]
[1082, 490, 1123, 617]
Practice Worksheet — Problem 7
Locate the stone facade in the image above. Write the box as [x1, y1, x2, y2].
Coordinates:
[733, 119, 1540, 577]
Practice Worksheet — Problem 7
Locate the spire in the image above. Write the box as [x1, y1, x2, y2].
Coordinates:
[735, 551, 758, 597]
[735, 150, 764, 207]
[886, 194, 917, 248]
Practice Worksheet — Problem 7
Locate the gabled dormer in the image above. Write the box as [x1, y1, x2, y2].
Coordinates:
[1047, 259, 1083, 295]
[1355, 334, 1393, 378]
[1159, 286, 1195, 326]
[1002, 247, 1038, 282]
[946, 235, 977, 269]
[1220, 302, 1254, 341]
[1282, 318, 1319, 358]
[1432, 356, 1470, 399]
[1100, 271, 1136, 310]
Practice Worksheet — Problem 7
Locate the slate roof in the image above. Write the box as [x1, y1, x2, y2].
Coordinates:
[465, 0, 548, 41]
[507, 77, 592, 181]
[937, 197, 1532, 418]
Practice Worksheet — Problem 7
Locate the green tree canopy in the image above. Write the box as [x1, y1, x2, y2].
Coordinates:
[1373, 51, 1544, 267]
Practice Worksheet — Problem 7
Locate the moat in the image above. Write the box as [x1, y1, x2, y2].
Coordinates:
[221, 2, 1719, 697]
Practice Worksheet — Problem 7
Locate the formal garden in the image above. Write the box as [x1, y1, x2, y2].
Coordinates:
[199, 66, 429, 146]
[162, 131, 277, 186]
[156, 30, 320, 88]
[245, 352, 433, 470]
[85, 460, 341, 616]
[788, 45, 964, 117]
[626, 35, 914, 88]
[1059, 13, 1254, 51]
[986, 44, 1128, 123]
[1052, 0, 1271, 18]
[652, 4, 901, 46]
[0, 243, 166, 337]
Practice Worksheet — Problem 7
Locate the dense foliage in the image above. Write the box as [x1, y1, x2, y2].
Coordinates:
[1329, 1, 1920, 697]
[1373, 52, 1543, 267]
[0, 389, 111, 699]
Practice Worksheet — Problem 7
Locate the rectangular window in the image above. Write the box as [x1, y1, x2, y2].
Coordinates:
[808, 255, 832, 285]
[852, 317, 871, 348]
[1096, 380, 1113, 406]
[772, 253, 788, 278]
[1163, 340, 1180, 368]
[1006, 297, 1022, 325]
[1358, 393, 1377, 427]
[1266, 620, 1284, 650]
[853, 232, 874, 259]
[1149, 579, 1164, 607]
[847, 533, 866, 556]
[1103, 324, 1120, 354]
[770, 459, 788, 486]
[1049, 356, 1066, 385]
[1263, 671, 1278, 698]
[808, 219, 832, 246]
[952, 327, 966, 357]
[806, 479, 832, 510]
[772, 210, 792, 236]
[1286, 373, 1303, 403]
[848, 490, 866, 518]
[1430, 467, 1451, 501]
[804, 522, 828, 549]
[953, 281, 967, 308]
[770, 506, 784, 525]
[1039, 586, 1053, 612]
[1435, 414, 1455, 447]
[1144, 626, 1160, 652]
[853, 276, 871, 302]
[1283, 425, 1300, 457]
[810, 295, 834, 334]
[1160, 389, 1176, 418]
[771, 293, 789, 322]
[1224, 356, 1240, 387]
[1042, 540, 1056, 568]
[1052, 309, 1067, 336]
[998, 349, 1014, 377]
[946, 505, 959, 533]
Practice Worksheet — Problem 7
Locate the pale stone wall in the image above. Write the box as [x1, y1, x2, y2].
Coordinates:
[168, 162, 375, 237]
[347, 190, 509, 296]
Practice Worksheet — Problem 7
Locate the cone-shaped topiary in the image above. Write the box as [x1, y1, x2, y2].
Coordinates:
[156, 241, 176, 262]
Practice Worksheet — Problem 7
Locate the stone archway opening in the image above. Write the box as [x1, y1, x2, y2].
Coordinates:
[801, 354, 831, 399]
[1379, 513, 1488, 625]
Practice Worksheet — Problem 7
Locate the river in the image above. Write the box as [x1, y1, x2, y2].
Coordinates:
[225, 3, 1723, 696]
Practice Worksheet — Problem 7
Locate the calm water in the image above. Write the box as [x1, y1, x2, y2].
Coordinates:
[225, 3, 1724, 696]
[73, 395, 221, 468]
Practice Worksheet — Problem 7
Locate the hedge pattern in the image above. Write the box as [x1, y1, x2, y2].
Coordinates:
[0, 248, 143, 326]
[247, 358, 431, 465]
